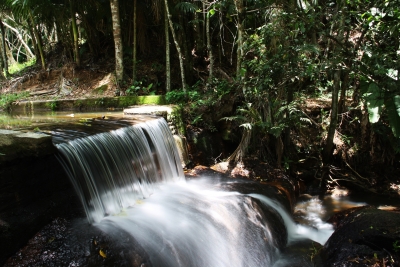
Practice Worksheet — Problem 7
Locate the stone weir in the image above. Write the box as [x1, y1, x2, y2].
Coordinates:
[0, 106, 188, 265]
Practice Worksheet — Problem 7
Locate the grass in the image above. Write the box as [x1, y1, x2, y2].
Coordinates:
[8, 58, 36, 75]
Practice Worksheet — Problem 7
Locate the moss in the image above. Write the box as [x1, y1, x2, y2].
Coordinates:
[168, 106, 186, 136]
[92, 84, 108, 95]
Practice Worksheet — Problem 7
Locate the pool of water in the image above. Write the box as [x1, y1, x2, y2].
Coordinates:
[0, 110, 159, 143]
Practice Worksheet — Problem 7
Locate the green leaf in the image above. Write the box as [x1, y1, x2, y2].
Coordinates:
[386, 95, 400, 137]
[362, 83, 384, 123]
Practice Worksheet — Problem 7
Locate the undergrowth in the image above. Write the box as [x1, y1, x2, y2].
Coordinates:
[0, 92, 30, 110]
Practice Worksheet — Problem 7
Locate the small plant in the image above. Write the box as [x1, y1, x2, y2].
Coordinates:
[393, 240, 400, 253]
[126, 81, 142, 96]
[45, 100, 58, 111]
[309, 242, 321, 262]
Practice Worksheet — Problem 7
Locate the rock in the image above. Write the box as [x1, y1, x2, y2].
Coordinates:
[322, 206, 400, 266]
[0, 130, 56, 164]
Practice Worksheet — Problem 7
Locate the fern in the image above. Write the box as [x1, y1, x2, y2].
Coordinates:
[175, 2, 197, 14]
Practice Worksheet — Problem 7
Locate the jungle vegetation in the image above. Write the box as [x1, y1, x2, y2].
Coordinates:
[0, 0, 399, 190]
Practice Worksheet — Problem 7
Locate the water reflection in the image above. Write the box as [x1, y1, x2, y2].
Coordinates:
[0, 110, 158, 144]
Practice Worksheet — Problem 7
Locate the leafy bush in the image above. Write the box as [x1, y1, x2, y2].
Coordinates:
[0, 92, 29, 110]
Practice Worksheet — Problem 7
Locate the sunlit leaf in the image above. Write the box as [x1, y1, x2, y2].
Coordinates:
[362, 83, 384, 123]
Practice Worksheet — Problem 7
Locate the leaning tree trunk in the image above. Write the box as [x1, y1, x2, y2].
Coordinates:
[110, 0, 124, 84]
[28, 10, 46, 70]
[0, 19, 9, 77]
[165, 8, 171, 93]
[164, 0, 187, 92]
[70, 0, 80, 67]
[132, 0, 137, 83]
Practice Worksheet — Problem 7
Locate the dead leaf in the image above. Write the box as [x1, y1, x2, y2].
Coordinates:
[99, 249, 107, 258]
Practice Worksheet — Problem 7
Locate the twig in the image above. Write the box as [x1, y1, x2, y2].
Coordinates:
[344, 160, 371, 184]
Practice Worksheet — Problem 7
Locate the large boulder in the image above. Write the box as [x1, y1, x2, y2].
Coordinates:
[321, 206, 400, 266]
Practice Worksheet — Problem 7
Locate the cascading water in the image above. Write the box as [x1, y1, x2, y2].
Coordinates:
[56, 117, 333, 266]
[57, 118, 184, 223]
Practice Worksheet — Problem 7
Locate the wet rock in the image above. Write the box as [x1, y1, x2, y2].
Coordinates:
[3, 217, 151, 267]
[322, 206, 400, 266]
[274, 240, 324, 267]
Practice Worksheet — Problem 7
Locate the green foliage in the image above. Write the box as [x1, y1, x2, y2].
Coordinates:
[126, 81, 155, 96]
[0, 92, 29, 110]
[393, 240, 400, 253]
[166, 79, 231, 131]
[174, 2, 197, 14]
[8, 58, 36, 75]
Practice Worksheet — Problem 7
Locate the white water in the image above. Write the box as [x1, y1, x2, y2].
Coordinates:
[250, 194, 334, 245]
[56, 117, 335, 266]
[57, 118, 184, 222]
[97, 180, 283, 267]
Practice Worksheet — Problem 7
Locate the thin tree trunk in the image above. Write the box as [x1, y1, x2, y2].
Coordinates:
[164, 0, 187, 92]
[0, 37, 5, 79]
[178, 13, 192, 85]
[338, 70, 349, 114]
[110, 0, 124, 84]
[70, 0, 80, 67]
[165, 8, 171, 93]
[323, 70, 340, 163]
[234, 0, 245, 78]
[5, 42, 16, 65]
[206, 2, 213, 82]
[0, 19, 9, 77]
[132, 0, 137, 83]
[284, 86, 294, 154]
[28, 10, 46, 70]
[27, 19, 39, 61]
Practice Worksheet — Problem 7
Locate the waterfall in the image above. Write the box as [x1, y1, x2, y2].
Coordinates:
[56, 118, 184, 223]
[55, 116, 333, 266]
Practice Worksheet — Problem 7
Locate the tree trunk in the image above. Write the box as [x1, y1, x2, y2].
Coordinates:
[178, 13, 193, 86]
[234, 0, 245, 78]
[284, 86, 294, 154]
[338, 70, 349, 114]
[70, 0, 80, 67]
[110, 0, 124, 84]
[28, 11, 46, 70]
[323, 70, 340, 163]
[206, 2, 213, 82]
[0, 19, 9, 77]
[164, 0, 187, 92]
[132, 0, 137, 83]
[5, 42, 16, 65]
[165, 8, 171, 93]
